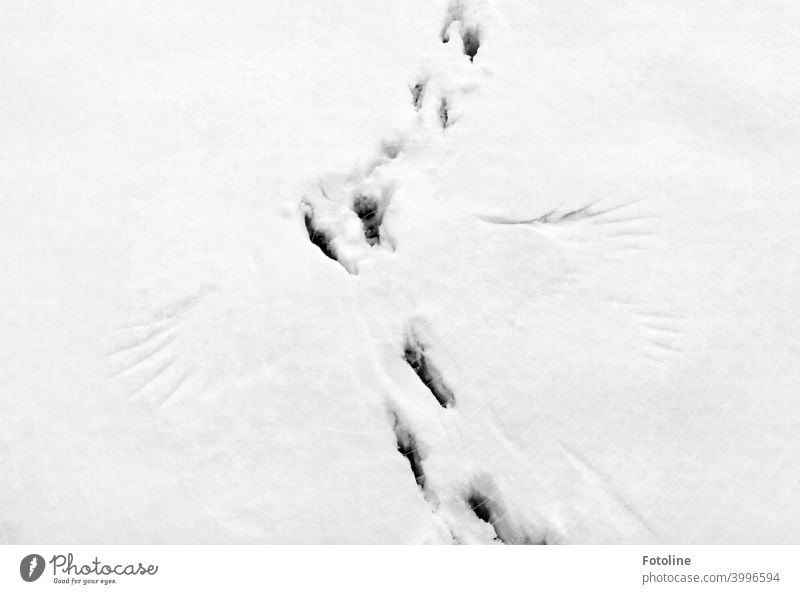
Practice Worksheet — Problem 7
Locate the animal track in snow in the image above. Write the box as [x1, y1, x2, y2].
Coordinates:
[460, 27, 481, 62]
[301, 200, 341, 265]
[439, 97, 451, 129]
[108, 286, 213, 407]
[299, 172, 395, 270]
[403, 327, 455, 409]
[478, 199, 662, 260]
[476, 200, 651, 227]
[299, 0, 489, 270]
[352, 195, 382, 246]
[352, 188, 393, 247]
[390, 410, 427, 490]
[440, 0, 483, 62]
[625, 305, 689, 363]
[293, 1, 536, 544]
[466, 491, 502, 541]
[410, 80, 426, 110]
[465, 477, 545, 545]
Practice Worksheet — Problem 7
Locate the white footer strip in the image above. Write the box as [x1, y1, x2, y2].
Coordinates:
[1, 545, 797, 593]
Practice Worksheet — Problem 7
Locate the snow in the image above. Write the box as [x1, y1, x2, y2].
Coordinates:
[1, 0, 799, 544]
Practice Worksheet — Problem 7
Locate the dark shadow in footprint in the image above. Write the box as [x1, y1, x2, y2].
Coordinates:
[390, 410, 427, 490]
[466, 482, 545, 545]
[461, 26, 480, 62]
[301, 203, 337, 262]
[439, 97, 450, 129]
[301, 201, 357, 274]
[403, 330, 455, 408]
[352, 194, 385, 246]
[440, 1, 461, 43]
[411, 81, 425, 110]
[439, 2, 481, 62]
[467, 491, 497, 528]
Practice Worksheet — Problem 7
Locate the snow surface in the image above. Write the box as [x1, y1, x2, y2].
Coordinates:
[2, 0, 799, 544]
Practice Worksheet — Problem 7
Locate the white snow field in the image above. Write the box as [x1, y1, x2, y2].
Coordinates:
[2, 0, 799, 544]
